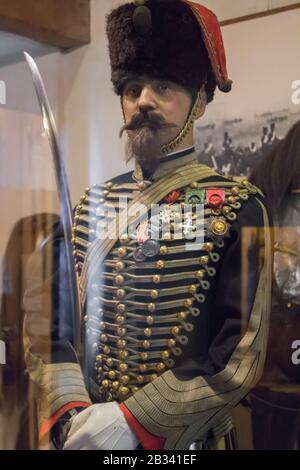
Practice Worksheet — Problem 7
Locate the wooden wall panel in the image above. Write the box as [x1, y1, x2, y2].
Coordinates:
[0, 0, 90, 49]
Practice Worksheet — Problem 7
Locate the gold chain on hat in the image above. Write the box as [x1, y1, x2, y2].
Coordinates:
[161, 87, 206, 154]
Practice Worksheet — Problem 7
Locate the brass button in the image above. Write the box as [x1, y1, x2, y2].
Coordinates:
[195, 270, 205, 280]
[115, 275, 125, 286]
[119, 363, 128, 372]
[100, 334, 108, 343]
[184, 298, 193, 307]
[156, 260, 165, 269]
[157, 363, 166, 372]
[143, 340, 151, 349]
[117, 339, 126, 349]
[231, 186, 240, 195]
[168, 339, 176, 348]
[161, 351, 170, 360]
[150, 374, 158, 381]
[177, 312, 186, 321]
[141, 352, 148, 361]
[171, 326, 180, 335]
[116, 289, 126, 299]
[118, 350, 129, 360]
[190, 182, 198, 189]
[117, 327, 126, 337]
[96, 355, 103, 363]
[139, 364, 147, 372]
[153, 274, 161, 284]
[117, 247, 127, 258]
[103, 189, 110, 197]
[227, 196, 236, 204]
[108, 371, 116, 380]
[131, 387, 139, 394]
[137, 375, 144, 384]
[116, 315, 125, 325]
[112, 381, 120, 390]
[204, 242, 214, 252]
[106, 358, 114, 367]
[146, 316, 154, 325]
[144, 328, 152, 337]
[106, 182, 113, 189]
[100, 322, 106, 330]
[103, 345, 110, 354]
[120, 375, 130, 384]
[147, 303, 156, 312]
[150, 289, 159, 299]
[199, 255, 209, 265]
[189, 285, 197, 294]
[115, 261, 125, 272]
[102, 379, 110, 389]
[119, 386, 130, 396]
[160, 245, 168, 255]
[222, 206, 231, 216]
[116, 303, 126, 313]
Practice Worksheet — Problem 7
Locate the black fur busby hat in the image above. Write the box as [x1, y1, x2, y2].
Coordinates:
[106, 0, 232, 103]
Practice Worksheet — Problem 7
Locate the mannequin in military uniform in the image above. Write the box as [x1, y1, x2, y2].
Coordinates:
[23, 0, 272, 451]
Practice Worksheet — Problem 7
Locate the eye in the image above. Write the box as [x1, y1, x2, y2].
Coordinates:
[156, 82, 170, 94]
[124, 83, 141, 99]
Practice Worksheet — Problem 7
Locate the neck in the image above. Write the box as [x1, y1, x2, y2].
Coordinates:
[133, 145, 197, 182]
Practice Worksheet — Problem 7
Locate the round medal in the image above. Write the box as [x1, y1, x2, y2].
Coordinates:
[141, 239, 161, 258]
[210, 218, 228, 236]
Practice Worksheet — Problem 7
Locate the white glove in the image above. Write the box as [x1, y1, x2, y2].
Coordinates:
[63, 402, 139, 450]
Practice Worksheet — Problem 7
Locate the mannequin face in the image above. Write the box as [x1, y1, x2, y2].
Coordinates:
[122, 77, 192, 146]
[120, 76, 194, 171]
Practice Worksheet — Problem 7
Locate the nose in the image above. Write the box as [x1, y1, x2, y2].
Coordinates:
[138, 85, 156, 114]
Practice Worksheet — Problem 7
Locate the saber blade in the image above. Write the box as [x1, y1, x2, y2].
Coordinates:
[24, 52, 80, 352]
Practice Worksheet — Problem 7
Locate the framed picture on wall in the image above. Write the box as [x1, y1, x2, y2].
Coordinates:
[195, 5, 300, 177]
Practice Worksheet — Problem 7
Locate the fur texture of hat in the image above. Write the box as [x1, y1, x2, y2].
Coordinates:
[106, 0, 217, 102]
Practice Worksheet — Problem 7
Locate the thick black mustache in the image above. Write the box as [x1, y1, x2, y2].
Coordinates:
[119, 111, 176, 137]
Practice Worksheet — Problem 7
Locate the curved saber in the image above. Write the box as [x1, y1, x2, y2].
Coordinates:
[24, 52, 80, 352]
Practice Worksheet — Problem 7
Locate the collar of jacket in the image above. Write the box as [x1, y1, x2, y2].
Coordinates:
[133, 146, 197, 183]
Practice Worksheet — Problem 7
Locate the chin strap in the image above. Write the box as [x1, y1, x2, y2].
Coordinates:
[161, 86, 206, 154]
